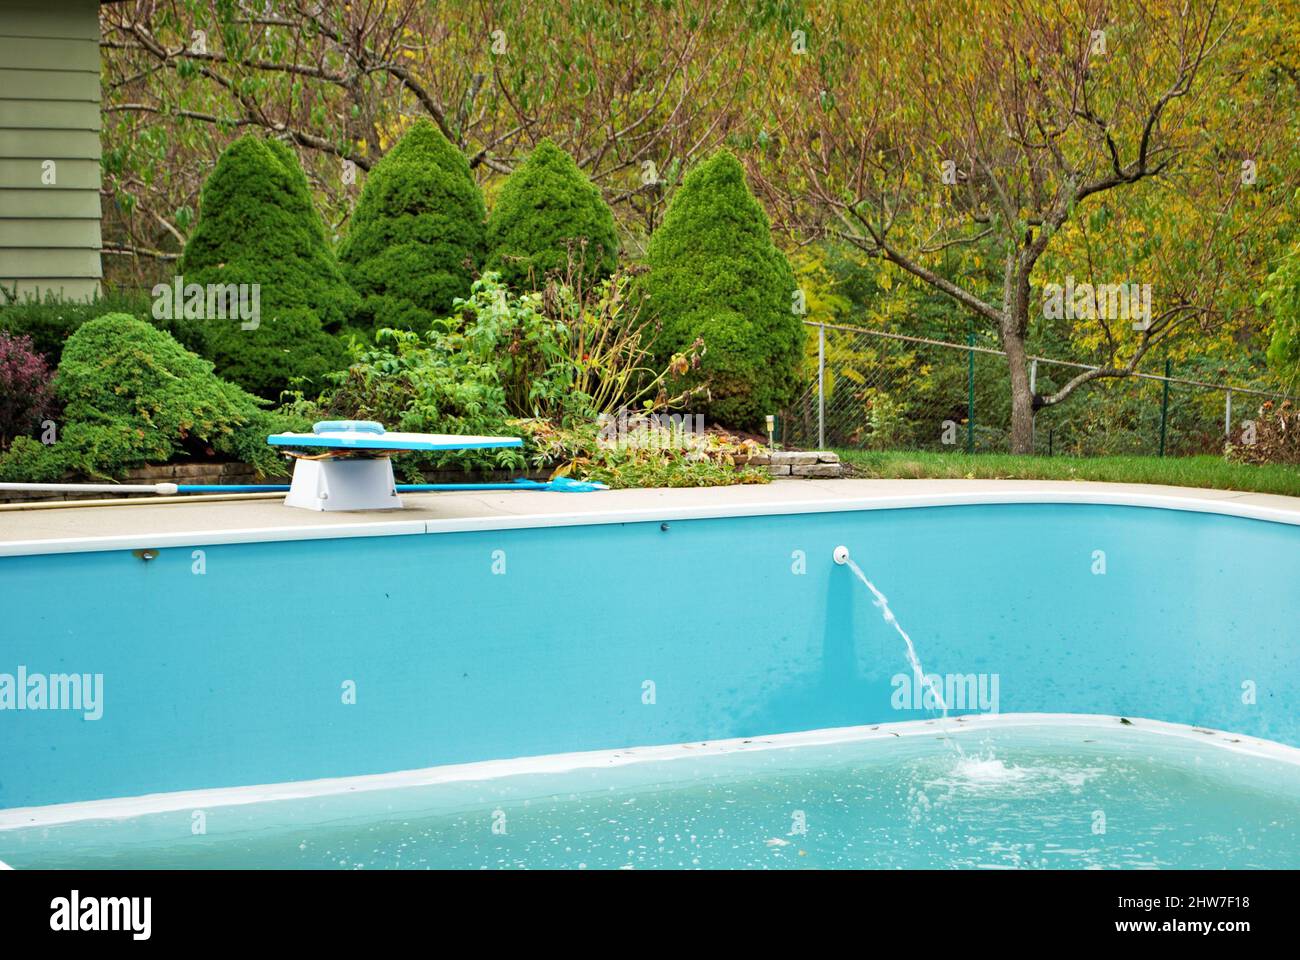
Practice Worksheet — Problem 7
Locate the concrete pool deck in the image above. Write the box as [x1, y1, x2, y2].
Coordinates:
[3, 478, 1300, 557]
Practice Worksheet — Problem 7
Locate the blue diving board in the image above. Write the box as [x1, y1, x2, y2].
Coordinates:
[268, 420, 523, 453]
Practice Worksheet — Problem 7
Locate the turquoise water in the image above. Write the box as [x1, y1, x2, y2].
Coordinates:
[3, 722, 1299, 869]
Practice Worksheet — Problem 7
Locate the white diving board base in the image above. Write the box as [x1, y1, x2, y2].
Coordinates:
[269, 423, 525, 512]
[284, 458, 402, 512]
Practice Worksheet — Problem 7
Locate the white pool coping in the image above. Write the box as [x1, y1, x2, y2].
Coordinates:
[1, 713, 1296, 832]
[3, 478, 1300, 557]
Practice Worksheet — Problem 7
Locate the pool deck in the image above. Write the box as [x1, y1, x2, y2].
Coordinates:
[3, 478, 1300, 557]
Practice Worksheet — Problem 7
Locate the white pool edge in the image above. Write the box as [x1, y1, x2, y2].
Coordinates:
[2, 712, 1296, 832]
[3, 486, 1300, 557]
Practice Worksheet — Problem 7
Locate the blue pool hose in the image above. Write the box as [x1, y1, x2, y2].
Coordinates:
[176, 477, 607, 494]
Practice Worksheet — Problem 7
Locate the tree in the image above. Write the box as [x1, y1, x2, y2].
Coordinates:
[340, 119, 486, 332]
[486, 139, 618, 288]
[1264, 243, 1300, 390]
[641, 149, 803, 429]
[759, 0, 1292, 453]
[176, 136, 354, 397]
[97, 1, 791, 278]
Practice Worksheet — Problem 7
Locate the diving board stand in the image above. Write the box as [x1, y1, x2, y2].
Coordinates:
[268, 421, 523, 511]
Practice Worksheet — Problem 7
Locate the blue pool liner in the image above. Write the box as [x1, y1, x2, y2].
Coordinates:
[4, 500, 1300, 811]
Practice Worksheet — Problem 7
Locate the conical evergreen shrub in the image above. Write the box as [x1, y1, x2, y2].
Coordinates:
[640, 150, 803, 429]
[486, 139, 618, 289]
[176, 136, 355, 398]
[340, 120, 486, 332]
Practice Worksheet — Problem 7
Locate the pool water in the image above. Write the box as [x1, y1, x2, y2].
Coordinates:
[3, 722, 1298, 869]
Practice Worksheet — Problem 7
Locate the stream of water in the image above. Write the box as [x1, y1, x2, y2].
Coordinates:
[841, 552, 966, 757]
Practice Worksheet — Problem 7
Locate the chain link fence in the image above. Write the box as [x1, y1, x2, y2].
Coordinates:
[781, 321, 1292, 456]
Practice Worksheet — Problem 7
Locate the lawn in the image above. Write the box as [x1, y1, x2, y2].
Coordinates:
[837, 450, 1300, 498]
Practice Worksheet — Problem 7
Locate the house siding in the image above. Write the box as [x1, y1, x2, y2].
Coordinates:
[0, 0, 103, 303]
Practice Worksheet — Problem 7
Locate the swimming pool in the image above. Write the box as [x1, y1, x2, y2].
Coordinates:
[1, 718, 1297, 869]
[1, 482, 1298, 866]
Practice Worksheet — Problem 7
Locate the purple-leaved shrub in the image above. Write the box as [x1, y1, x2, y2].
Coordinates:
[0, 331, 54, 448]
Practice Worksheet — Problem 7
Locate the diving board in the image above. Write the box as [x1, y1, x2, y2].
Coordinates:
[268, 421, 523, 512]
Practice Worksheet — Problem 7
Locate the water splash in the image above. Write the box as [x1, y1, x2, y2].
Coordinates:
[840, 553, 964, 755]
[948, 755, 1028, 785]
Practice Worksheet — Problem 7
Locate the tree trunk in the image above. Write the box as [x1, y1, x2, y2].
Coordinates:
[1004, 333, 1035, 454]
[1001, 271, 1035, 455]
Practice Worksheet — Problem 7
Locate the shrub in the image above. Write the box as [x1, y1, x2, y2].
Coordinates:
[0, 436, 66, 482]
[1263, 244, 1300, 392]
[316, 274, 705, 474]
[0, 314, 304, 480]
[540, 269, 705, 418]
[0, 332, 55, 448]
[340, 120, 487, 334]
[177, 304, 348, 402]
[318, 277, 549, 472]
[175, 136, 357, 398]
[639, 149, 804, 430]
[326, 274, 702, 428]
[486, 139, 618, 290]
[548, 415, 770, 489]
[0, 289, 159, 363]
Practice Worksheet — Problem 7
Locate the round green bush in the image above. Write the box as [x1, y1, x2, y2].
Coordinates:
[639, 149, 803, 430]
[486, 139, 618, 290]
[0, 313, 302, 480]
[339, 120, 486, 333]
[176, 136, 357, 398]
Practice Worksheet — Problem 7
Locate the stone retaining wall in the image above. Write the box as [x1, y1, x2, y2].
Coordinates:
[737, 450, 844, 478]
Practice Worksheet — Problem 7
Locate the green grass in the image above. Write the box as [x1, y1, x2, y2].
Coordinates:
[837, 450, 1300, 498]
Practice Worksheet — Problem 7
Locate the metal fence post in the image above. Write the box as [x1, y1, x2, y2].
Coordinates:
[1029, 359, 1038, 452]
[1225, 389, 1232, 439]
[817, 322, 826, 451]
[966, 324, 975, 453]
[1158, 358, 1170, 457]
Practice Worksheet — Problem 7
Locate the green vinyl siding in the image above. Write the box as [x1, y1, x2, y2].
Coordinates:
[0, 247, 102, 278]
[0, 69, 101, 102]
[0, 158, 100, 190]
[0, 1, 101, 40]
[0, 0, 102, 303]
[0, 129, 102, 159]
[0, 38, 100, 73]
[0, 100, 101, 131]
[0, 189, 101, 219]
[0, 218, 100, 247]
